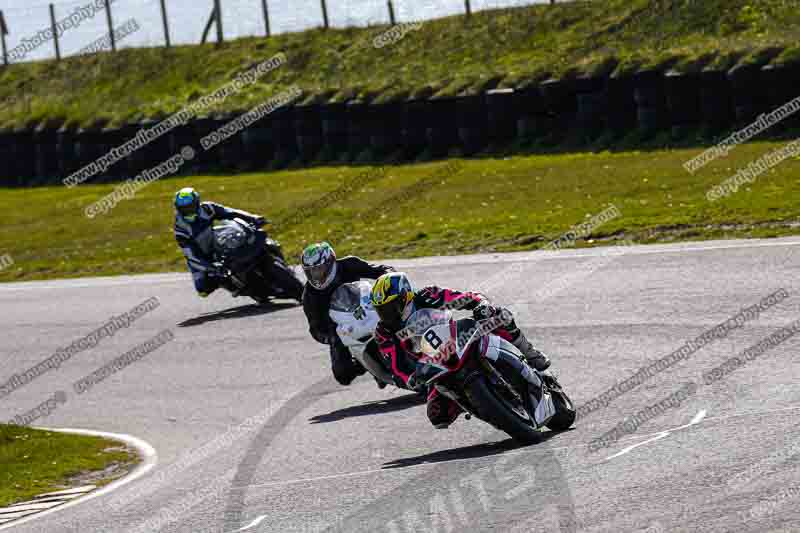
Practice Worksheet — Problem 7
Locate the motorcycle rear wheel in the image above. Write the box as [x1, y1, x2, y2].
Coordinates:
[466, 375, 542, 444]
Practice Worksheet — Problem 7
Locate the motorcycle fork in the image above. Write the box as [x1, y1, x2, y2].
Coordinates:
[230, 273, 247, 290]
[454, 362, 524, 423]
[480, 356, 542, 424]
[479, 359, 524, 403]
[438, 368, 481, 421]
[249, 253, 281, 295]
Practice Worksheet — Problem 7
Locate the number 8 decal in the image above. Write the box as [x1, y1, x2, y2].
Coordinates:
[424, 329, 443, 350]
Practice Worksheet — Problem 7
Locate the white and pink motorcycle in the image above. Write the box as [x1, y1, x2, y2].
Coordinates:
[405, 308, 576, 443]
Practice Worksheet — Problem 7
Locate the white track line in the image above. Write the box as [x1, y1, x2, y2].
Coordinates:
[1, 238, 799, 292]
[228, 515, 267, 532]
[0, 428, 157, 531]
[227, 404, 800, 493]
[603, 409, 708, 461]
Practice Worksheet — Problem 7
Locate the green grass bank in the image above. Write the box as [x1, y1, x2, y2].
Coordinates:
[0, 424, 139, 507]
[0, 0, 799, 130]
[1, 138, 798, 282]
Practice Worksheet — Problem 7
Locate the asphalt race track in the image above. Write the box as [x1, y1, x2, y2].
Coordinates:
[2, 238, 799, 533]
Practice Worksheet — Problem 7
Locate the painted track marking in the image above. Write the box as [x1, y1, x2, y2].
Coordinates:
[604, 409, 707, 461]
[229, 514, 267, 532]
[0, 428, 157, 531]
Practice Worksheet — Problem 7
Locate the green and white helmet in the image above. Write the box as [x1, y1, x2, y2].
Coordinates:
[301, 242, 337, 290]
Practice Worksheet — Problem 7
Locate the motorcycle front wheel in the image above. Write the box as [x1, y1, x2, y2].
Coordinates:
[267, 258, 303, 301]
[542, 375, 576, 431]
[466, 375, 542, 444]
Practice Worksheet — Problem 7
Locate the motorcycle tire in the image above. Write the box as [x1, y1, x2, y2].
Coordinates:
[268, 259, 304, 301]
[544, 381, 576, 432]
[265, 242, 286, 262]
[466, 375, 542, 445]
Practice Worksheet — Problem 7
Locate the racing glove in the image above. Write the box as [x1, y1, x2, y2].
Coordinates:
[472, 304, 500, 321]
[473, 304, 516, 329]
[405, 370, 427, 393]
[208, 261, 227, 278]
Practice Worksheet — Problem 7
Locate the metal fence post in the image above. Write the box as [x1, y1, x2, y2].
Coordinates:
[388, 0, 396, 25]
[104, 0, 116, 52]
[160, 0, 171, 48]
[49, 4, 61, 61]
[0, 11, 8, 66]
[202, 7, 216, 44]
[320, 0, 329, 29]
[262, 0, 270, 37]
[214, 0, 224, 45]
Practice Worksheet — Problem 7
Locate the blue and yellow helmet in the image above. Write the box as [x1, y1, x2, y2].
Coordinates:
[371, 272, 415, 330]
[175, 187, 200, 221]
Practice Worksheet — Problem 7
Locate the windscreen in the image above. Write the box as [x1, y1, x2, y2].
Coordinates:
[403, 308, 454, 358]
[330, 283, 362, 313]
[213, 220, 248, 252]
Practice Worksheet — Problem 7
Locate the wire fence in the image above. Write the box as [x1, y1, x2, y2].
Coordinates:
[0, 0, 560, 65]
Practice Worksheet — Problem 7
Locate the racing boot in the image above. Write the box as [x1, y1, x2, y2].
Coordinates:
[352, 358, 367, 377]
[426, 390, 463, 429]
[512, 335, 551, 371]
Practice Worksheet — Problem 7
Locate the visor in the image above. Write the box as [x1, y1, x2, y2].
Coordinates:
[303, 262, 334, 289]
[375, 297, 406, 331]
[177, 204, 198, 218]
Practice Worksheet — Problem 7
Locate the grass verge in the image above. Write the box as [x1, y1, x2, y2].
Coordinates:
[1, 137, 798, 282]
[0, 0, 799, 129]
[0, 424, 139, 508]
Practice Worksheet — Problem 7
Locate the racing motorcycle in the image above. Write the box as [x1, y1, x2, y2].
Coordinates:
[211, 218, 303, 304]
[405, 308, 575, 443]
[329, 280, 397, 388]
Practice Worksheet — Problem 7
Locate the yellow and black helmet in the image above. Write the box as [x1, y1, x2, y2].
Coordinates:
[371, 272, 415, 331]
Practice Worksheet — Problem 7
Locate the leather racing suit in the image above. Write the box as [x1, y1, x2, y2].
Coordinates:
[174, 202, 263, 295]
[302, 256, 394, 385]
[375, 286, 532, 427]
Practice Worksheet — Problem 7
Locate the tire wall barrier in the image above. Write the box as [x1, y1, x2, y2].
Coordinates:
[486, 88, 517, 143]
[633, 69, 666, 134]
[428, 97, 459, 157]
[370, 102, 403, 155]
[665, 71, 701, 135]
[347, 102, 370, 158]
[699, 70, 732, 131]
[294, 104, 324, 161]
[5, 64, 800, 186]
[457, 94, 487, 155]
[322, 103, 348, 154]
[574, 76, 607, 138]
[403, 99, 430, 157]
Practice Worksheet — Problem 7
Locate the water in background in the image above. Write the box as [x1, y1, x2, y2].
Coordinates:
[0, 0, 549, 64]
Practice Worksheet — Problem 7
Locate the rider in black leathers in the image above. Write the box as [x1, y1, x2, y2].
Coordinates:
[300, 241, 394, 386]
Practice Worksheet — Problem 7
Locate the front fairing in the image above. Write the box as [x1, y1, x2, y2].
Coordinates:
[224, 232, 266, 268]
[406, 309, 486, 386]
[330, 281, 379, 344]
[213, 220, 266, 270]
[415, 361, 450, 385]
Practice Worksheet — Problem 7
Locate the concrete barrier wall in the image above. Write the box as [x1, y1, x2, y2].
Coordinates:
[2, 63, 799, 187]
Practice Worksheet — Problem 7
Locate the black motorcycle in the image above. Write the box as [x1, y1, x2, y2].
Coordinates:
[210, 218, 303, 304]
